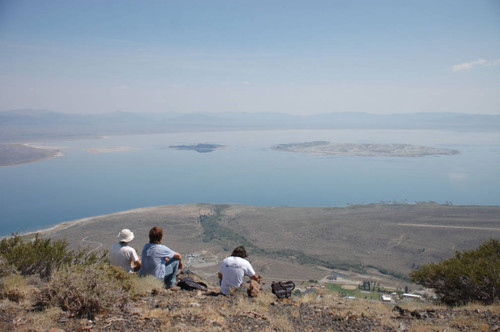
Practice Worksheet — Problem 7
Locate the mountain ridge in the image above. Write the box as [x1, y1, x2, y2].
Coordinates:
[2, 109, 499, 142]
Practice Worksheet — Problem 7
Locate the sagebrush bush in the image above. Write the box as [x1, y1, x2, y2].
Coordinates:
[0, 256, 16, 278]
[0, 233, 108, 279]
[38, 264, 130, 319]
[104, 264, 135, 291]
[410, 239, 500, 306]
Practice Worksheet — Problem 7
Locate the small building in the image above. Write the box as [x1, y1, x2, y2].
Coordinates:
[402, 293, 422, 300]
[381, 294, 393, 302]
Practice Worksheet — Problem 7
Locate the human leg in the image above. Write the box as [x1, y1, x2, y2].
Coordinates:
[163, 258, 180, 288]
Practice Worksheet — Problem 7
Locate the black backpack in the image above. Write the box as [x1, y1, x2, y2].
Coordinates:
[177, 277, 208, 291]
[271, 281, 295, 299]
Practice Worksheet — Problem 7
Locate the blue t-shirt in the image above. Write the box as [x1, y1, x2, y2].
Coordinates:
[138, 243, 175, 280]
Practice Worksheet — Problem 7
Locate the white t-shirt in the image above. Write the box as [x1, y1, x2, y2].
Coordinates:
[219, 256, 255, 295]
[109, 242, 140, 273]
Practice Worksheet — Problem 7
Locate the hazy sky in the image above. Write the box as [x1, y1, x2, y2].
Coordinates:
[1, 0, 499, 115]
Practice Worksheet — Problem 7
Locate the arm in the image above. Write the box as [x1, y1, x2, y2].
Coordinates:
[218, 272, 223, 280]
[165, 252, 183, 269]
[250, 274, 262, 284]
[130, 249, 141, 272]
[133, 259, 141, 272]
[174, 252, 183, 269]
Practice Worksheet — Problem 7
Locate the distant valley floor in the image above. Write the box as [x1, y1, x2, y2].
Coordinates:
[32, 203, 500, 289]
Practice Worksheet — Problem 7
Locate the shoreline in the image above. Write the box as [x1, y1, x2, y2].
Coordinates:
[0, 143, 62, 167]
[16, 205, 200, 239]
[84, 146, 139, 154]
[10, 201, 500, 239]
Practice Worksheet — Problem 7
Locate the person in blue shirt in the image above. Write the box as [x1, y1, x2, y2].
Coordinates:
[138, 226, 183, 290]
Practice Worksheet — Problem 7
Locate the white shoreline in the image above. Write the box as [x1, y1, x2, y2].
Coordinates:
[84, 146, 139, 154]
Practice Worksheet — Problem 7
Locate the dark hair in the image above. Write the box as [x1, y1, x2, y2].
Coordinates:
[231, 246, 248, 258]
[149, 226, 163, 244]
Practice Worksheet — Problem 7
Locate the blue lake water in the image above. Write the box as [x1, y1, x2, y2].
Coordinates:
[1, 129, 500, 236]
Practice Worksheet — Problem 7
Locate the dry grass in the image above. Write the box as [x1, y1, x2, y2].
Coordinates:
[293, 290, 403, 330]
[462, 302, 500, 313]
[267, 313, 295, 331]
[448, 316, 491, 331]
[141, 307, 170, 320]
[0, 274, 38, 303]
[130, 275, 164, 297]
[401, 321, 459, 332]
[24, 306, 64, 331]
[173, 305, 226, 326]
[294, 291, 324, 304]
[235, 292, 274, 313]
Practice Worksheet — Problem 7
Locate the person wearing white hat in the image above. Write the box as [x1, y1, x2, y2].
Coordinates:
[109, 229, 141, 273]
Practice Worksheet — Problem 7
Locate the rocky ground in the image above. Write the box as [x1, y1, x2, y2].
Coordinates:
[1, 280, 499, 332]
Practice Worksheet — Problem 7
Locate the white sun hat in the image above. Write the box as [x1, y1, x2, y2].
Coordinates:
[117, 229, 134, 243]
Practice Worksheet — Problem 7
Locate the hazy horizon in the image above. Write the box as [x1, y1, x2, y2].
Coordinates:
[1, 1, 499, 116]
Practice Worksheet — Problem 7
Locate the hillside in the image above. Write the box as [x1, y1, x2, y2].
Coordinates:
[2, 278, 499, 331]
[37, 203, 500, 288]
[3, 203, 500, 331]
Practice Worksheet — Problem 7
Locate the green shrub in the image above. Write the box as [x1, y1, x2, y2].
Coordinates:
[37, 264, 130, 319]
[0, 234, 107, 279]
[410, 239, 500, 306]
[104, 264, 135, 291]
[0, 256, 16, 278]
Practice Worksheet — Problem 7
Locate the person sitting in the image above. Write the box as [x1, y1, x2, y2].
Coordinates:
[109, 228, 141, 273]
[138, 226, 183, 290]
[218, 246, 261, 296]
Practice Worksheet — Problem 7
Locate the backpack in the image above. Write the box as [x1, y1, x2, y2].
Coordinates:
[177, 277, 208, 291]
[271, 281, 295, 299]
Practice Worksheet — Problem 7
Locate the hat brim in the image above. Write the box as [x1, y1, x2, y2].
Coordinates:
[117, 233, 134, 242]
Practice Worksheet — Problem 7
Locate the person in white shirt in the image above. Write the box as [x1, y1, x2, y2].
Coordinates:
[218, 246, 261, 295]
[109, 229, 141, 273]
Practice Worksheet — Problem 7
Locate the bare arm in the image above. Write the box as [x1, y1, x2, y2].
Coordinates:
[133, 259, 141, 272]
[175, 252, 183, 269]
[165, 252, 183, 269]
[250, 274, 262, 283]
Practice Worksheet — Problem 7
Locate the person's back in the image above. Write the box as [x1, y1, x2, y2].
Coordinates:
[109, 229, 141, 273]
[138, 242, 174, 279]
[219, 255, 255, 295]
[138, 226, 183, 289]
[218, 246, 261, 295]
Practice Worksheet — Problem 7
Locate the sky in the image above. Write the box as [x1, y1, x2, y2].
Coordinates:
[0, 0, 499, 115]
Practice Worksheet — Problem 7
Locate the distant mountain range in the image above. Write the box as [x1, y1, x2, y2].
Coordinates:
[1, 109, 499, 142]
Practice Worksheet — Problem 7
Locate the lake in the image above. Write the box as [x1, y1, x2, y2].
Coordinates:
[1, 129, 499, 236]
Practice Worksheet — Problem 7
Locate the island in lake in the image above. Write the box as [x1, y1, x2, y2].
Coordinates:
[272, 141, 459, 157]
[168, 143, 226, 153]
[0, 143, 62, 166]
